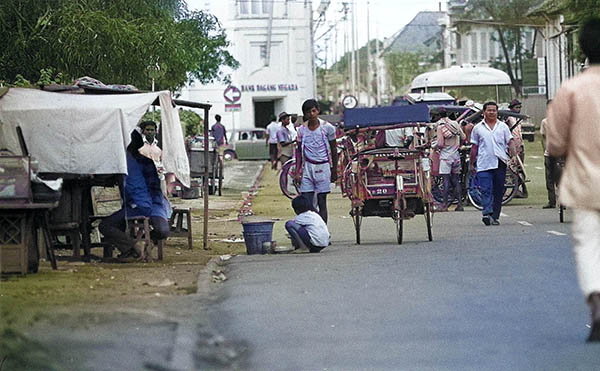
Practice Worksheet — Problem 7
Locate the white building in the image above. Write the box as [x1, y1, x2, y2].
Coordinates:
[180, 0, 316, 131]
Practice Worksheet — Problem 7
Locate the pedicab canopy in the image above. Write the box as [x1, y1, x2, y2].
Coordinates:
[0, 87, 190, 187]
[342, 104, 430, 130]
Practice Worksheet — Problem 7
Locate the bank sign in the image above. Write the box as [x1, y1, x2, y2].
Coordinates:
[241, 84, 299, 92]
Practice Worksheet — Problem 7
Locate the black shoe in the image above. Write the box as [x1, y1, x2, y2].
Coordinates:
[482, 216, 491, 226]
[588, 292, 600, 342]
[454, 205, 464, 212]
[491, 218, 500, 225]
[543, 204, 556, 209]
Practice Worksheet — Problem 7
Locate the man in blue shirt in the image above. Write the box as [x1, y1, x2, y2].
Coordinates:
[470, 101, 514, 226]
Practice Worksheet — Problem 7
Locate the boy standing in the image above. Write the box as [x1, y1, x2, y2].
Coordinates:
[294, 99, 338, 224]
[285, 196, 330, 253]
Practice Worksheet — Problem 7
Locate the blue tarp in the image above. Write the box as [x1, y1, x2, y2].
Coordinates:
[343, 104, 430, 129]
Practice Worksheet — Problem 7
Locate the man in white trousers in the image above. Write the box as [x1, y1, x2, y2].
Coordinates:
[546, 17, 600, 342]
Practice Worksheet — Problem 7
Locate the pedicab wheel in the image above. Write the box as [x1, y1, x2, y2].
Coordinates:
[395, 210, 403, 245]
[425, 202, 433, 242]
[352, 207, 362, 244]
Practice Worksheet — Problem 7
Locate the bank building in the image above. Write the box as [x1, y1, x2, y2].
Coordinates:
[180, 0, 316, 131]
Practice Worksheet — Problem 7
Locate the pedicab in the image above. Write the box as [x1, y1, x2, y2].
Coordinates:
[340, 105, 434, 244]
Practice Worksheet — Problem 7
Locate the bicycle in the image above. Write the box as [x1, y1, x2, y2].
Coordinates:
[279, 158, 299, 199]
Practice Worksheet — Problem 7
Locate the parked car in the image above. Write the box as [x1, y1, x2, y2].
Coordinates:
[224, 128, 269, 161]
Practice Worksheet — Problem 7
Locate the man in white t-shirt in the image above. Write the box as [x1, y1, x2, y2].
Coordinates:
[265, 115, 281, 169]
[470, 101, 514, 226]
[294, 99, 338, 224]
[285, 195, 330, 253]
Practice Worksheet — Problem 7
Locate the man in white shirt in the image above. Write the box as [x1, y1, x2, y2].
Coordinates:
[470, 101, 514, 226]
[265, 115, 281, 169]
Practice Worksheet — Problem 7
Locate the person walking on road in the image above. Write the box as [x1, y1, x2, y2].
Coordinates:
[470, 101, 514, 226]
[434, 108, 466, 212]
[294, 99, 338, 224]
[546, 17, 600, 342]
[539, 100, 562, 209]
[265, 115, 281, 170]
[276, 111, 296, 167]
[210, 114, 228, 159]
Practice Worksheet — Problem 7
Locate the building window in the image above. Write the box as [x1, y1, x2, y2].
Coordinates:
[480, 32, 488, 61]
[471, 33, 478, 61]
[489, 33, 496, 60]
[456, 33, 461, 49]
[239, 0, 272, 16]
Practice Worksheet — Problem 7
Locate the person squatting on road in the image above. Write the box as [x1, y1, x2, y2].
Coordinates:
[99, 121, 171, 260]
[265, 114, 281, 170]
[285, 195, 330, 253]
[539, 100, 562, 209]
[470, 101, 515, 226]
[294, 99, 338, 224]
[434, 108, 466, 212]
[276, 111, 296, 167]
[545, 17, 600, 342]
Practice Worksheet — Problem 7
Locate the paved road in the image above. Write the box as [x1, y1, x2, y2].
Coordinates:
[205, 202, 600, 370]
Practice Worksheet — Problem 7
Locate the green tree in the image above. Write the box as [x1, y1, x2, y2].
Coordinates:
[0, 0, 238, 90]
[384, 52, 431, 96]
[460, 0, 545, 96]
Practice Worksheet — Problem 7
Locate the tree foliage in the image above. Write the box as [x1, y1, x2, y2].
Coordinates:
[0, 0, 238, 90]
[384, 52, 432, 95]
[460, 0, 545, 96]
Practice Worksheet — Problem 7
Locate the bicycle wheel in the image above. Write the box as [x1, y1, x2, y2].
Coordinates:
[279, 159, 299, 199]
[468, 168, 518, 210]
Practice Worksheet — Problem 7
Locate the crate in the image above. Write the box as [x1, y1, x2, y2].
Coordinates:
[0, 212, 33, 274]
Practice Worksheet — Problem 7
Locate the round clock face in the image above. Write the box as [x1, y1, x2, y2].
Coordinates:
[342, 95, 358, 109]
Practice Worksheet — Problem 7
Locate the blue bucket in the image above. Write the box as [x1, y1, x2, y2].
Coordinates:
[242, 221, 275, 255]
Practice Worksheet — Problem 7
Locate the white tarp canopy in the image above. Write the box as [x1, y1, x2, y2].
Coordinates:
[410, 65, 512, 89]
[0, 88, 190, 187]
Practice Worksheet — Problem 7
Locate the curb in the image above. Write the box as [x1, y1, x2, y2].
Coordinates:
[237, 162, 268, 220]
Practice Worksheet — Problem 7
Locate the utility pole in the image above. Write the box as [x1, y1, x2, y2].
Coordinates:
[354, 1, 360, 100]
[375, 22, 381, 105]
[350, 2, 356, 97]
[366, 0, 372, 106]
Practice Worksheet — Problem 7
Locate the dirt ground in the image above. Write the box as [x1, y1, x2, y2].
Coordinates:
[0, 165, 269, 369]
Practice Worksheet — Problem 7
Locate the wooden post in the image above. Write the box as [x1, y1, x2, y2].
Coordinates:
[203, 107, 210, 250]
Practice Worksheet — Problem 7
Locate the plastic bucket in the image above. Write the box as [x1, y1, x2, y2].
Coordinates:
[242, 221, 275, 255]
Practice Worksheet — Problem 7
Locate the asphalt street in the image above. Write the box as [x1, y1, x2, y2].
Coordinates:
[205, 200, 600, 370]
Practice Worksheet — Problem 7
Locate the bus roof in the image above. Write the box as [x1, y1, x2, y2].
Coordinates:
[410, 65, 511, 89]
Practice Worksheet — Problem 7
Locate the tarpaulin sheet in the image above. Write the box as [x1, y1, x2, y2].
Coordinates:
[0, 88, 190, 187]
[343, 104, 430, 129]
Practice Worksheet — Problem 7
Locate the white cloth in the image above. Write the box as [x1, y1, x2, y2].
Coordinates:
[470, 120, 512, 171]
[266, 121, 281, 143]
[0, 88, 190, 187]
[572, 209, 600, 296]
[294, 210, 330, 247]
[385, 127, 414, 147]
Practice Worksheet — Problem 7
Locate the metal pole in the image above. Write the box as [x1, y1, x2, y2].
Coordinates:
[366, 0, 372, 107]
[203, 107, 210, 250]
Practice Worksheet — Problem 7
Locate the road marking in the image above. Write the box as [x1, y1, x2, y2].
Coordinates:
[518, 221, 533, 226]
[535, 166, 544, 170]
[547, 230, 567, 236]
